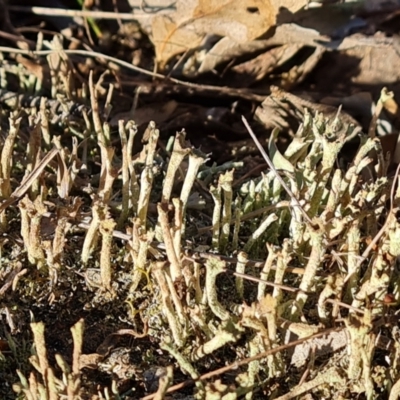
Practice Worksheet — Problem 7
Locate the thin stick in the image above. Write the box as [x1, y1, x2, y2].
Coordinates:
[232, 271, 305, 292]
[0, 47, 266, 102]
[241, 116, 314, 226]
[140, 327, 343, 400]
[356, 161, 400, 267]
[7, 5, 159, 20]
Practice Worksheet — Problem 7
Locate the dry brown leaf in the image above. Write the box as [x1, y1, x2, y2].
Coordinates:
[79, 353, 104, 370]
[151, 14, 203, 68]
[338, 35, 400, 85]
[270, 23, 329, 45]
[280, 46, 325, 90]
[232, 45, 302, 86]
[151, 0, 276, 67]
[191, 0, 275, 41]
[198, 37, 272, 75]
[255, 87, 362, 136]
[278, 3, 356, 35]
[197, 22, 327, 76]
[270, 0, 308, 14]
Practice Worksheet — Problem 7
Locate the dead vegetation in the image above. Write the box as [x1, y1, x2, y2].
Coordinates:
[1, 1, 400, 400]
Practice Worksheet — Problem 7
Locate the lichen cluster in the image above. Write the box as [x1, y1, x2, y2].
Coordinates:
[0, 37, 400, 400]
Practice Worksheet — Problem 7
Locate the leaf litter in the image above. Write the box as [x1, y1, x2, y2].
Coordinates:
[1, 0, 400, 399]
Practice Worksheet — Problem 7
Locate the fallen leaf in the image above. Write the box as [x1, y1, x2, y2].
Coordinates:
[341, 36, 400, 85]
[191, 0, 276, 42]
[280, 3, 358, 35]
[197, 23, 326, 76]
[151, 14, 203, 68]
[280, 46, 325, 90]
[150, 0, 276, 67]
[79, 353, 104, 369]
[255, 87, 362, 138]
[270, 23, 329, 45]
[316, 34, 400, 89]
[270, 0, 309, 14]
[230, 44, 302, 87]
[198, 37, 272, 75]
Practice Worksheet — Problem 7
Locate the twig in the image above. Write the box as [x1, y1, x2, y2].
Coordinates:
[140, 327, 343, 400]
[231, 271, 304, 292]
[7, 5, 162, 20]
[241, 116, 314, 226]
[0, 47, 266, 102]
[356, 161, 400, 267]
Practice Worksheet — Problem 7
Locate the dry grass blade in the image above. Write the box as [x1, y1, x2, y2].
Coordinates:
[0, 147, 58, 213]
[8, 5, 156, 20]
[241, 116, 313, 225]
